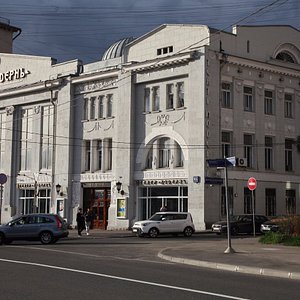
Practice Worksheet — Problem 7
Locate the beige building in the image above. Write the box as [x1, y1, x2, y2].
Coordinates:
[0, 22, 299, 230]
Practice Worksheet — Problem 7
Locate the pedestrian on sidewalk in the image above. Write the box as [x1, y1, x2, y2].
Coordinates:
[76, 208, 85, 236]
[84, 208, 93, 235]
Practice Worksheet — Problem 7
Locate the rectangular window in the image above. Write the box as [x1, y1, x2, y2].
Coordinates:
[177, 82, 184, 108]
[244, 188, 255, 214]
[243, 86, 254, 112]
[98, 96, 104, 118]
[284, 93, 293, 118]
[83, 98, 89, 120]
[264, 90, 274, 115]
[286, 189, 296, 215]
[107, 95, 113, 117]
[158, 138, 170, 168]
[166, 84, 174, 109]
[221, 186, 233, 217]
[96, 140, 102, 171]
[90, 97, 96, 120]
[221, 82, 232, 108]
[265, 136, 273, 170]
[107, 138, 112, 171]
[244, 134, 253, 168]
[85, 140, 91, 171]
[41, 106, 53, 169]
[144, 88, 150, 113]
[265, 188, 276, 216]
[222, 131, 232, 158]
[21, 109, 33, 171]
[152, 87, 160, 111]
[285, 139, 293, 171]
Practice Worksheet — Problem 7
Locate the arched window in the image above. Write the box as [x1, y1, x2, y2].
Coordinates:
[276, 51, 295, 63]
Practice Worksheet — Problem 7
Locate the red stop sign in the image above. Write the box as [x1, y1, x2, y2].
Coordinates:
[248, 177, 257, 191]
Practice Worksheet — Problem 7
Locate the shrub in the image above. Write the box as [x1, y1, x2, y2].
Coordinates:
[270, 215, 300, 236]
[259, 232, 300, 246]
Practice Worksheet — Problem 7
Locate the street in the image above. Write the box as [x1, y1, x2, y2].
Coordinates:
[0, 232, 298, 300]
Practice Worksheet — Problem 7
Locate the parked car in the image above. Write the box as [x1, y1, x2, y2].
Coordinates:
[0, 213, 69, 245]
[212, 214, 268, 235]
[132, 212, 195, 238]
[260, 220, 280, 233]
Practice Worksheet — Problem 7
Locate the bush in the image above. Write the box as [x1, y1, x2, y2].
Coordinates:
[259, 232, 300, 246]
[270, 215, 300, 236]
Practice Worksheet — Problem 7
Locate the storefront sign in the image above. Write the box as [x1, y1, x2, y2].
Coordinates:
[136, 179, 188, 186]
[117, 197, 127, 219]
[0, 68, 30, 83]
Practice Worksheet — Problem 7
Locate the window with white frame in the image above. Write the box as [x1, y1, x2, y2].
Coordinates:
[244, 134, 254, 168]
[98, 96, 104, 118]
[158, 138, 170, 168]
[243, 86, 254, 112]
[265, 136, 273, 170]
[222, 131, 232, 158]
[19, 189, 50, 214]
[286, 189, 296, 215]
[20, 108, 33, 171]
[284, 93, 293, 118]
[166, 84, 174, 109]
[152, 87, 160, 111]
[106, 138, 112, 170]
[107, 95, 113, 118]
[177, 82, 184, 108]
[41, 106, 53, 170]
[144, 137, 184, 170]
[0, 113, 6, 170]
[285, 139, 293, 171]
[265, 188, 276, 216]
[264, 90, 274, 115]
[221, 82, 232, 108]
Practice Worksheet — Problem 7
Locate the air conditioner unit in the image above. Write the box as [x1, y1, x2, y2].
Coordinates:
[236, 157, 247, 167]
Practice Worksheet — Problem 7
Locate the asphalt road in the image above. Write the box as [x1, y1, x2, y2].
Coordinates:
[0, 234, 298, 300]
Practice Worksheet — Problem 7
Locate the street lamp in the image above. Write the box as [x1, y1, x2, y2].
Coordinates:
[116, 181, 122, 193]
[56, 184, 61, 195]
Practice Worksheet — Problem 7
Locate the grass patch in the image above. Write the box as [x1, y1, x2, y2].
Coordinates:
[259, 232, 300, 246]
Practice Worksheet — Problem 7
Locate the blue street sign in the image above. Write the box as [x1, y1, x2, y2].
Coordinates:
[207, 157, 235, 168]
[205, 177, 224, 185]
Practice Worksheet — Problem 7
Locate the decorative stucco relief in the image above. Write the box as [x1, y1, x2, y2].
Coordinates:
[146, 112, 185, 126]
[234, 79, 243, 93]
[80, 173, 113, 182]
[276, 87, 284, 100]
[84, 120, 114, 132]
[75, 78, 117, 94]
[285, 125, 295, 134]
[5, 106, 14, 115]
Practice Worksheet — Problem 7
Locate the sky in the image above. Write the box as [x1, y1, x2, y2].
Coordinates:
[1, 0, 300, 64]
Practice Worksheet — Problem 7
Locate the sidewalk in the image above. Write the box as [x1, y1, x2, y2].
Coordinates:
[158, 235, 300, 280]
[68, 230, 300, 280]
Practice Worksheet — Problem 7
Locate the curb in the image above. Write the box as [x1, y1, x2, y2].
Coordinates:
[157, 249, 300, 281]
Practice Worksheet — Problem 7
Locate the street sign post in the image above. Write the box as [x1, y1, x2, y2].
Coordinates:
[248, 177, 257, 237]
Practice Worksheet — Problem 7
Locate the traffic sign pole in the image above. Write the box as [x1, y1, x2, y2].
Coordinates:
[248, 177, 257, 237]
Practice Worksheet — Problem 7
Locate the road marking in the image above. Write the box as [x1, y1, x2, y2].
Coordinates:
[0, 258, 250, 300]
[7, 245, 173, 265]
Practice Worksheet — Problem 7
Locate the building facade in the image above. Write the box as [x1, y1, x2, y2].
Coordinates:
[0, 22, 299, 230]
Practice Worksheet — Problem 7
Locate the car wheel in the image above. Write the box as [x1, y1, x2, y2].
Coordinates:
[183, 226, 193, 237]
[0, 233, 4, 245]
[40, 231, 53, 244]
[148, 227, 158, 238]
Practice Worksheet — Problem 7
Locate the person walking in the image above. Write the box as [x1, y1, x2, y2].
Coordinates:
[76, 208, 85, 237]
[84, 208, 93, 235]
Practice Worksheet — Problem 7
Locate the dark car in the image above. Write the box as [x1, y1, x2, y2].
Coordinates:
[212, 214, 268, 235]
[0, 213, 69, 245]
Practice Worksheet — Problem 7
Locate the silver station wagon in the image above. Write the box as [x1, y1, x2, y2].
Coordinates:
[0, 213, 69, 245]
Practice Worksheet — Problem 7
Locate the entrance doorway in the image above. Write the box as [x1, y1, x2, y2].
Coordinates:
[83, 188, 111, 229]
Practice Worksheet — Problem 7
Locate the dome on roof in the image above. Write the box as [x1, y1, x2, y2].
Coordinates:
[102, 37, 134, 61]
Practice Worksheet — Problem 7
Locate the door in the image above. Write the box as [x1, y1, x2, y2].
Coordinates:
[92, 189, 111, 230]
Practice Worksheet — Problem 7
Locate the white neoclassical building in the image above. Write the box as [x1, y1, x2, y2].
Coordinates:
[0, 21, 300, 230]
